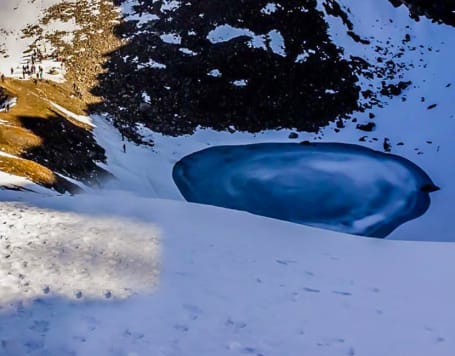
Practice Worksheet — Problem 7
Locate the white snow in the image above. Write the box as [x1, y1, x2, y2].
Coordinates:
[50, 102, 95, 127]
[0, 0, 76, 82]
[160, 33, 182, 45]
[119, 0, 160, 25]
[137, 58, 167, 70]
[207, 69, 222, 78]
[0, 96, 17, 112]
[207, 25, 287, 56]
[261, 3, 279, 15]
[232, 79, 248, 87]
[0, 201, 160, 305]
[0, 189, 454, 355]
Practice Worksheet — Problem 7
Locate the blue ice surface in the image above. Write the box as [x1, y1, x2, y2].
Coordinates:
[173, 142, 438, 238]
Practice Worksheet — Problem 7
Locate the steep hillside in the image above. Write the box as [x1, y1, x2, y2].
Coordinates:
[0, 0, 121, 192]
[94, 0, 419, 139]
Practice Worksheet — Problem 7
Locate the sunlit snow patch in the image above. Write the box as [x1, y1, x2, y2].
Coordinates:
[0, 204, 160, 306]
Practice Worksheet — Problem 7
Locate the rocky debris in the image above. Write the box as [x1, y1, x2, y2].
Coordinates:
[389, 0, 455, 27]
[356, 122, 376, 132]
[336, 119, 345, 128]
[299, 141, 312, 145]
[35, 1, 121, 105]
[288, 132, 299, 139]
[87, 0, 425, 140]
[380, 81, 412, 97]
[383, 138, 392, 152]
[92, 0, 363, 137]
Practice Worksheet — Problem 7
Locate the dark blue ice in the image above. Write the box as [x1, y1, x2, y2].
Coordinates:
[173, 143, 438, 237]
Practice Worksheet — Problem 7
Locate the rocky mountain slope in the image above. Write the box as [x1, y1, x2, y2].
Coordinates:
[1, 0, 452, 191]
[0, 0, 121, 192]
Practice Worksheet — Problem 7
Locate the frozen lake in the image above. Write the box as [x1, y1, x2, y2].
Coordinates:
[173, 143, 438, 237]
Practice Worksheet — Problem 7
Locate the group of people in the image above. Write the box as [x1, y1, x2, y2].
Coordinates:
[20, 48, 45, 80]
[19, 63, 44, 80]
[1, 48, 49, 81]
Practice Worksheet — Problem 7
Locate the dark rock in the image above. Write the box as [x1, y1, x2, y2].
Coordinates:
[383, 138, 392, 152]
[288, 132, 299, 139]
[427, 104, 438, 110]
[380, 81, 411, 97]
[356, 122, 376, 132]
[420, 184, 440, 193]
[389, 0, 455, 27]
[92, 0, 362, 136]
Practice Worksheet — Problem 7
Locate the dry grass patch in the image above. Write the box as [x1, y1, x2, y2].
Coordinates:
[0, 78, 106, 192]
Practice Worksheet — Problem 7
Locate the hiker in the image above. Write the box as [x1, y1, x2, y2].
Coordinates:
[122, 144, 126, 153]
[5, 104, 10, 113]
[10, 67, 14, 76]
[1, 74, 4, 82]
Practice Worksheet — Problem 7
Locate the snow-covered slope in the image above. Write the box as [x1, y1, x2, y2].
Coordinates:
[0, 0, 76, 81]
[0, 189, 454, 355]
[93, 0, 455, 241]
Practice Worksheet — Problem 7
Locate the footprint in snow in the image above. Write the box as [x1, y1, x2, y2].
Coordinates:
[29, 320, 50, 333]
[275, 259, 296, 265]
[225, 319, 247, 329]
[303, 287, 320, 293]
[174, 324, 189, 332]
[332, 291, 352, 296]
[182, 304, 203, 319]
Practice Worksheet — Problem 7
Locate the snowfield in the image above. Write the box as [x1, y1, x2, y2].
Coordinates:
[0, 188, 454, 355]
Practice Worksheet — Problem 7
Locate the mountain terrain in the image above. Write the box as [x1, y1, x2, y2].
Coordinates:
[0, 1, 454, 355]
